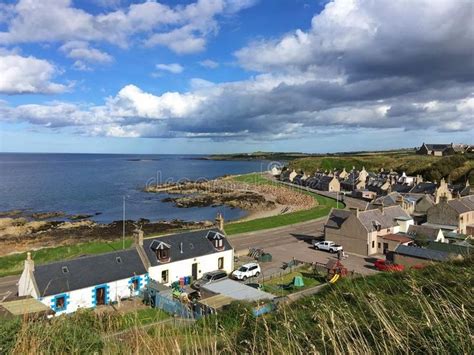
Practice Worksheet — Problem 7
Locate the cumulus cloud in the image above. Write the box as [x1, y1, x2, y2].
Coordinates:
[60, 41, 113, 70]
[0, 0, 472, 140]
[0, 0, 253, 54]
[199, 59, 219, 68]
[0, 53, 68, 94]
[155, 63, 184, 74]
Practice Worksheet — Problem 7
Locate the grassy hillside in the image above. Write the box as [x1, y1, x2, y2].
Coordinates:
[1, 258, 471, 354]
[289, 153, 474, 184]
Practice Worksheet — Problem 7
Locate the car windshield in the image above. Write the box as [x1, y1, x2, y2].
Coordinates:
[238, 267, 248, 272]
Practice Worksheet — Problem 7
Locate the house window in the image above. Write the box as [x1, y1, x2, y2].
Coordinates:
[372, 241, 375, 248]
[214, 239, 224, 249]
[377, 243, 381, 249]
[55, 295, 66, 311]
[161, 270, 169, 283]
[218, 257, 224, 270]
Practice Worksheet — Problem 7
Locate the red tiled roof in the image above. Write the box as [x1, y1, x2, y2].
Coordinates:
[382, 234, 413, 243]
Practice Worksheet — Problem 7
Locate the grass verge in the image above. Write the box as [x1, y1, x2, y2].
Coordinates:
[225, 173, 341, 235]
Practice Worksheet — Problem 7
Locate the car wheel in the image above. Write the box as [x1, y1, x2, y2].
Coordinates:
[243, 276, 248, 281]
[314, 246, 319, 250]
[255, 272, 260, 277]
[329, 249, 335, 253]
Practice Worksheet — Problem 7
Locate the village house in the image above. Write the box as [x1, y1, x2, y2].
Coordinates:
[426, 195, 474, 234]
[434, 178, 453, 203]
[407, 225, 446, 243]
[390, 245, 451, 267]
[377, 234, 414, 255]
[18, 249, 149, 315]
[306, 173, 340, 192]
[18, 216, 234, 315]
[416, 143, 455, 156]
[324, 205, 413, 256]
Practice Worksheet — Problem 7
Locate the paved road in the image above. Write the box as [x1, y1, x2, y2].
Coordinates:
[229, 217, 326, 252]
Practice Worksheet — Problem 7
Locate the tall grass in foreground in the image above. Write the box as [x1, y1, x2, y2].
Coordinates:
[2, 258, 472, 354]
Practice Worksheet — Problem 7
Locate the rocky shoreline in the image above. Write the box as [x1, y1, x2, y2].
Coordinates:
[145, 176, 316, 215]
[0, 212, 213, 256]
[0, 174, 315, 256]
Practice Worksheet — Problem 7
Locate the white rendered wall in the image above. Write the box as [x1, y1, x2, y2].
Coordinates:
[148, 249, 234, 285]
[39, 274, 147, 315]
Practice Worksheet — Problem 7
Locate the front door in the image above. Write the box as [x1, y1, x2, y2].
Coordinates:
[95, 286, 106, 305]
[192, 263, 198, 280]
[383, 243, 389, 255]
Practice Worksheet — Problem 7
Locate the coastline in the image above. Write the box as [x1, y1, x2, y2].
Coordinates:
[0, 172, 318, 256]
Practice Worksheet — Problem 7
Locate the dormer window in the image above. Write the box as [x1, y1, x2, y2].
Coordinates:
[150, 240, 172, 263]
[207, 231, 226, 251]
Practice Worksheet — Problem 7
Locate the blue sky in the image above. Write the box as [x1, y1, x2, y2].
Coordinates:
[0, 0, 473, 154]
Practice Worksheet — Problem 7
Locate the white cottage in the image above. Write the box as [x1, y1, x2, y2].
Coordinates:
[18, 248, 148, 315]
[18, 223, 234, 315]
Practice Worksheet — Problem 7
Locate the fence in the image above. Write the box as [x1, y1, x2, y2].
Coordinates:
[152, 293, 200, 319]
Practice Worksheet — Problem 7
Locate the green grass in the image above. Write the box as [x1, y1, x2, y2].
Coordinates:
[289, 152, 474, 184]
[261, 268, 322, 296]
[0, 238, 133, 277]
[226, 174, 341, 235]
[230, 173, 274, 185]
[1, 258, 471, 354]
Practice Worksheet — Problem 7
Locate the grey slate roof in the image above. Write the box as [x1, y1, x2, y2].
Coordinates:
[357, 205, 411, 231]
[407, 225, 442, 241]
[325, 209, 352, 229]
[142, 228, 232, 267]
[394, 245, 450, 262]
[34, 249, 147, 297]
[424, 144, 451, 151]
[410, 182, 437, 194]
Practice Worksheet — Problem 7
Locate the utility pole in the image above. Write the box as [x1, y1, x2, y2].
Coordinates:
[122, 196, 125, 250]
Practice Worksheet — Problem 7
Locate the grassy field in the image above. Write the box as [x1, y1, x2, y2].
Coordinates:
[261, 268, 322, 296]
[225, 173, 341, 235]
[289, 152, 474, 184]
[1, 258, 471, 354]
[0, 238, 133, 277]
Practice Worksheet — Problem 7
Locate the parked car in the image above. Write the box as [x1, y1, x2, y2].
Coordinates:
[232, 263, 261, 281]
[374, 259, 405, 272]
[191, 270, 227, 289]
[313, 240, 343, 253]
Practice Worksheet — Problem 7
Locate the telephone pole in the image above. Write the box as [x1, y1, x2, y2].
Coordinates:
[122, 196, 125, 250]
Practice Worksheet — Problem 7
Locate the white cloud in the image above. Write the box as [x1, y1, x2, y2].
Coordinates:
[155, 63, 184, 74]
[60, 41, 113, 63]
[199, 59, 219, 68]
[60, 41, 113, 71]
[0, 53, 68, 94]
[0, 0, 472, 140]
[0, 0, 253, 54]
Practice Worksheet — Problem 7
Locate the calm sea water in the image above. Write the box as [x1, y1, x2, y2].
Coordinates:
[0, 153, 273, 223]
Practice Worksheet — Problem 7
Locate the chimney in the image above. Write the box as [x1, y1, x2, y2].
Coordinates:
[216, 212, 224, 232]
[350, 207, 359, 217]
[180, 242, 184, 254]
[133, 228, 144, 247]
[25, 252, 34, 272]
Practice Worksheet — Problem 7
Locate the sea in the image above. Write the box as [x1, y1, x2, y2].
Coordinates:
[0, 153, 275, 223]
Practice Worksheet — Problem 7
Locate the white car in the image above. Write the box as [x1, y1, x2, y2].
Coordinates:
[232, 263, 261, 281]
[313, 240, 343, 253]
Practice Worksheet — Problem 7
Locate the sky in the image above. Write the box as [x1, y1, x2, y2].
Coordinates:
[0, 0, 473, 154]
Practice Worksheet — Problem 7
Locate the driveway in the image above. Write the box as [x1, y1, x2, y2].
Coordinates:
[229, 218, 378, 277]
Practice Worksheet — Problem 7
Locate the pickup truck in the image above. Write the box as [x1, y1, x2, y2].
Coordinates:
[313, 240, 343, 253]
